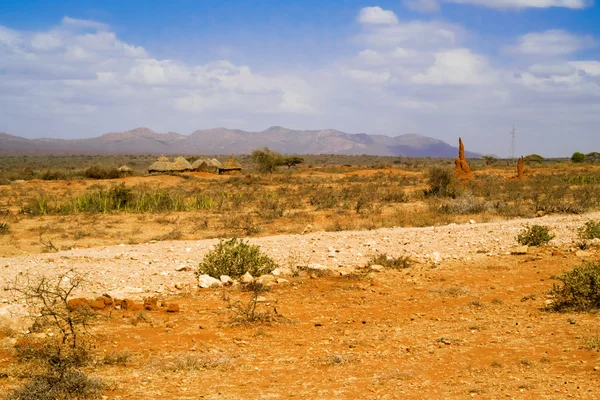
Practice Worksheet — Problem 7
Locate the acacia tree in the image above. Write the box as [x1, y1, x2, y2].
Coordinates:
[251, 147, 283, 173]
[281, 156, 304, 169]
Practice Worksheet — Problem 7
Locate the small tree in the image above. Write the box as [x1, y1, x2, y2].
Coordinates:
[251, 147, 284, 174]
[571, 152, 585, 163]
[524, 154, 544, 165]
[585, 152, 600, 163]
[281, 156, 304, 169]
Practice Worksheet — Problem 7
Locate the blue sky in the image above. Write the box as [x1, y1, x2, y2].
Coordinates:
[0, 0, 599, 156]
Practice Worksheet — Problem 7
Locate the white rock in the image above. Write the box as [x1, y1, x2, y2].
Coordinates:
[240, 272, 254, 283]
[307, 263, 328, 270]
[469, 220, 476, 224]
[197, 274, 222, 289]
[220, 275, 233, 285]
[276, 278, 289, 284]
[271, 268, 281, 276]
[432, 252, 442, 263]
[370, 264, 385, 272]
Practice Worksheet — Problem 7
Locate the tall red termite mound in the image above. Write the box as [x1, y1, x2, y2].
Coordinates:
[517, 156, 525, 179]
[454, 137, 474, 181]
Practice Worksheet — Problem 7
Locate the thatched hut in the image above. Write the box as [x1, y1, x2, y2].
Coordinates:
[217, 156, 242, 175]
[117, 165, 132, 176]
[171, 157, 193, 172]
[192, 158, 223, 173]
[148, 156, 193, 173]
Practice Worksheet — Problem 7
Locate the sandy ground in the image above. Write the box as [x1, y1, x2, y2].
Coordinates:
[0, 212, 599, 399]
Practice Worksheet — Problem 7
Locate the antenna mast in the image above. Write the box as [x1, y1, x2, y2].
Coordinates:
[510, 125, 516, 162]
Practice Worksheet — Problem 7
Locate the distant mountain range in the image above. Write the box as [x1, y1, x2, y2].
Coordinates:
[0, 127, 482, 158]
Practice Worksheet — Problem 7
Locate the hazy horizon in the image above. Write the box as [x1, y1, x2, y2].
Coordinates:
[1, 1, 599, 157]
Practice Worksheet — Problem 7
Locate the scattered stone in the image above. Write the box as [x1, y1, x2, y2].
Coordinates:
[370, 264, 385, 272]
[256, 296, 267, 303]
[220, 275, 233, 286]
[307, 263, 328, 270]
[575, 250, 590, 258]
[144, 297, 159, 311]
[510, 246, 529, 255]
[122, 299, 136, 311]
[469, 220, 476, 225]
[258, 274, 277, 285]
[67, 298, 89, 311]
[536, 210, 544, 217]
[271, 268, 282, 276]
[175, 265, 192, 272]
[167, 304, 180, 313]
[198, 274, 222, 288]
[276, 278, 289, 284]
[89, 299, 106, 310]
[552, 250, 564, 257]
[174, 282, 185, 290]
[240, 272, 254, 284]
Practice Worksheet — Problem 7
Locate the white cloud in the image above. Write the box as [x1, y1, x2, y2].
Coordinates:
[344, 69, 391, 84]
[0, 15, 599, 157]
[447, 0, 591, 9]
[404, 0, 442, 12]
[412, 48, 493, 85]
[358, 7, 399, 25]
[358, 49, 387, 65]
[509, 30, 594, 56]
[359, 21, 460, 49]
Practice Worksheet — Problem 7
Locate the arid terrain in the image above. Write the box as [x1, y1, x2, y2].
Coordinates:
[0, 159, 599, 399]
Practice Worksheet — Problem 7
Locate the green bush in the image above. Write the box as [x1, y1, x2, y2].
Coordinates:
[579, 220, 600, 240]
[571, 152, 585, 163]
[424, 167, 457, 197]
[83, 165, 120, 180]
[196, 238, 278, 279]
[516, 225, 554, 246]
[548, 261, 600, 312]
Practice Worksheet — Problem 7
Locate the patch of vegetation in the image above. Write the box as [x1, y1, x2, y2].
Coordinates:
[196, 238, 278, 279]
[424, 167, 457, 198]
[547, 261, 600, 312]
[0, 221, 9, 235]
[516, 225, 554, 246]
[571, 152, 585, 163]
[367, 253, 411, 269]
[579, 220, 600, 240]
[8, 271, 104, 399]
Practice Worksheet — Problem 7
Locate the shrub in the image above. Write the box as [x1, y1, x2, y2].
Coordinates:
[367, 253, 411, 269]
[0, 221, 9, 235]
[516, 225, 554, 246]
[571, 152, 585, 163]
[83, 165, 120, 180]
[579, 220, 600, 240]
[251, 147, 283, 174]
[424, 167, 457, 197]
[196, 238, 278, 279]
[548, 261, 600, 312]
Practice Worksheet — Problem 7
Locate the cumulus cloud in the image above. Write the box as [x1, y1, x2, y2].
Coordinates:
[412, 48, 493, 85]
[509, 30, 595, 56]
[0, 14, 599, 157]
[358, 7, 399, 25]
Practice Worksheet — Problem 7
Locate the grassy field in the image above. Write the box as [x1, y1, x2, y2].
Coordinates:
[0, 154, 599, 256]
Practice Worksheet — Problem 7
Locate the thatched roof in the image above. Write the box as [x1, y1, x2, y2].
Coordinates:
[148, 156, 192, 173]
[171, 157, 193, 171]
[117, 165, 132, 173]
[210, 158, 222, 167]
[148, 161, 171, 172]
[192, 157, 223, 172]
[220, 156, 242, 170]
